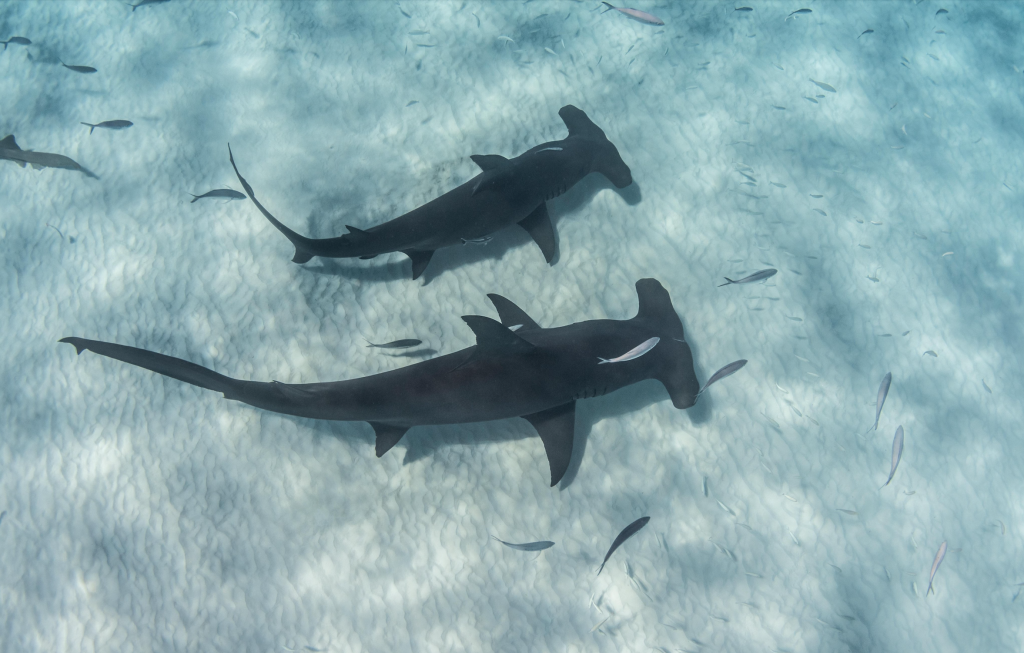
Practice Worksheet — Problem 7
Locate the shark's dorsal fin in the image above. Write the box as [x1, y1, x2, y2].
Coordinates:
[403, 249, 434, 280]
[470, 154, 508, 171]
[346, 225, 370, 238]
[371, 422, 409, 457]
[518, 202, 556, 264]
[461, 315, 535, 356]
[0, 135, 20, 150]
[487, 293, 540, 331]
[522, 401, 577, 486]
[558, 105, 606, 140]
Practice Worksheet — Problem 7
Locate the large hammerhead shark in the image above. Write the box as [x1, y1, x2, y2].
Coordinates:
[228, 105, 633, 279]
[60, 279, 699, 486]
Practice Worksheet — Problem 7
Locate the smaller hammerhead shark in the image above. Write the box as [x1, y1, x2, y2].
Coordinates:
[60, 279, 699, 486]
[228, 105, 633, 279]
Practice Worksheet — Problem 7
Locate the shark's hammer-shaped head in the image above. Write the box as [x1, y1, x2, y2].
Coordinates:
[557, 105, 633, 189]
[630, 278, 700, 409]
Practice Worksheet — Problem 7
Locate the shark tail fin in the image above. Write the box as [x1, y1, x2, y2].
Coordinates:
[59, 337, 242, 399]
[81, 122, 95, 134]
[601, 2, 616, 13]
[228, 144, 318, 265]
[717, 277, 735, 287]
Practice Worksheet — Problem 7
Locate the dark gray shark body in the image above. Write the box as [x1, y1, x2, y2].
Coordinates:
[229, 105, 632, 279]
[0, 135, 97, 179]
[60, 279, 698, 486]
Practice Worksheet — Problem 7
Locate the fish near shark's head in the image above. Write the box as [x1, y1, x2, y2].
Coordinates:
[630, 279, 700, 409]
[557, 105, 632, 189]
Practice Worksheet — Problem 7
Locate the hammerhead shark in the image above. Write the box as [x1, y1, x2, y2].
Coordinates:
[0, 135, 97, 178]
[60, 279, 699, 486]
[228, 105, 633, 279]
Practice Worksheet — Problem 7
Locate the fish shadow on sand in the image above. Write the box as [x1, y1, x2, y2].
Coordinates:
[297, 177, 642, 284]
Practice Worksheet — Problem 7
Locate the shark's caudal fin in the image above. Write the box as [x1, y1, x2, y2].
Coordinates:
[632, 279, 700, 409]
[228, 144, 319, 264]
[59, 337, 242, 399]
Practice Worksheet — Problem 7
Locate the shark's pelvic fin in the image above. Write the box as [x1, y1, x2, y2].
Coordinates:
[559, 105, 606, 140]
[371, 422, 410, 457]
[487, 293, 541, 331]
[470, 154, 509, 171]
[403, 249, 434, 280]
[523, 401, 577, 486]
[518, 202, 556, 264]
[461, 316, 535, 356]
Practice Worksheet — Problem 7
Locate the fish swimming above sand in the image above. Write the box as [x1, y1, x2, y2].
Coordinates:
[1, 36, 31, 50]
[810, 79, 836, 93]
[81, 120, 133, 134]
[600, 2, 665, 26]
[718, 268, 777, 286]
[228, 105, 632, 280]
[788, 8, 812, 18]
[598, 336, 659, 364]
[598, 516, 650, 574]
[127, 0, 171, 10]
[60, 279, 701, 487]
[859, 29, 874, 38]
[927, 541, 947, 595]
[0, 134, 97, 179]
[697, 359, 747, 396]
[870, 372, 892, 431]
[365, 339, 422, 349]
[59, 59, 97, 74]
[880, 425, 904, 488]
[190, 188, 246, 203]
[490, 535, 555, 551]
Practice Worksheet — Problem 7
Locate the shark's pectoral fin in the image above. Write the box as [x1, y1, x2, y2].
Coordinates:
[371, 422, 410, 457]
[470, 153, 509, 171]
[523, 401, 577, 486]
[487, 293, 541, 331]
[292, 250, 314, 264]
[461, 315, 535, 355]
[518, 202, 557, 264]
[403, 249, 434, 280]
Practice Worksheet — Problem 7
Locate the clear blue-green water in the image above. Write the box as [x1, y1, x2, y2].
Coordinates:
[2, 1, 1022, 651]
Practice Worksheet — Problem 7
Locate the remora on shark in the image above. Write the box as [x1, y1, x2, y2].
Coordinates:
[60, 279, 699, 486]
[228, 105, 633, 279]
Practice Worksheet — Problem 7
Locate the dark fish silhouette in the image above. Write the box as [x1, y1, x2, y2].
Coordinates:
[718, 268, 777, 286]
[788, 8, 812, 17]
[0, 134, 97, 178]
[81, 120, 133, 134]
[600, 2, 665, 25]
[228, 104, 632, 279]
[60, 279, 700, 487]
[490, 535, 554, 551]
[127, 0, 171, 10]
[735, 7, 754, 11]
[870, 372, 891, 431]
[1, 36, 31, 50]
[60, 59, 97, 74]
[859, 29, 874, 38]
[880, 425, 904, 488]
[365, 339, 422, 349]
[190, 188, 246, 203]
[598, 516, 650, 575]
[935, 8, 948, 16]
[697, 359, 747, 396]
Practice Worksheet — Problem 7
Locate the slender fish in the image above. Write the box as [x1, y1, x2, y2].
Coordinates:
[600, 2, 665, 26]
[59, 59, 97, 74]
[880, 426, 904, 488]
[870, 372, 891, 431]
[127, 0, 171, 10]
[859, 29, 874, 38]
[490, 535, 554, 551]
[598, 337, 659, 364]
[698, 359, 747, 396]
[598, 516, 650, 574]
[810, 79, 836, 93]
[0, 510, 5, 527]
[190, 188, 246, 203]
[788, 8, 812, 17]
[365, 339, 422, 349]
[718, 268, 777, 286]
[926, 541, 947, 595]
[1, 36, 31, 50]
[81, 120, 133, 134]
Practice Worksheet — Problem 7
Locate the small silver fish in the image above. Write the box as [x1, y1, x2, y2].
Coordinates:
[1, 36, 31, 50]
[880, 426, 904, 488]
[983, 380, 992, 393]
[490, 535, 554, 552]
[718, 269, 777, 286]
[923, 350, 937, 357]
[810, 79, 837, 93]
[927, 541, 947, 595]
[190, 188, 246, 203]
[598, 516, 650, 574]
[837, 509, 858, 516]
[601, 2, 665, 26]
[813, 208, 827, 216]
[365, 338, 422, 349]
[60, 60, 97, 74]
[0, 510, 6, 527]
[598, 337, 659, 364]
[460, 236, 492, 245]
[770, 182, 787, 188]
[787, 8, 812, 18]
[698, 359, 747, 396]
[536, 146, 563, 153]
[859, 29, 874, 38]
[870, 372, 892, 431]
[702, 475, 708, 497]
